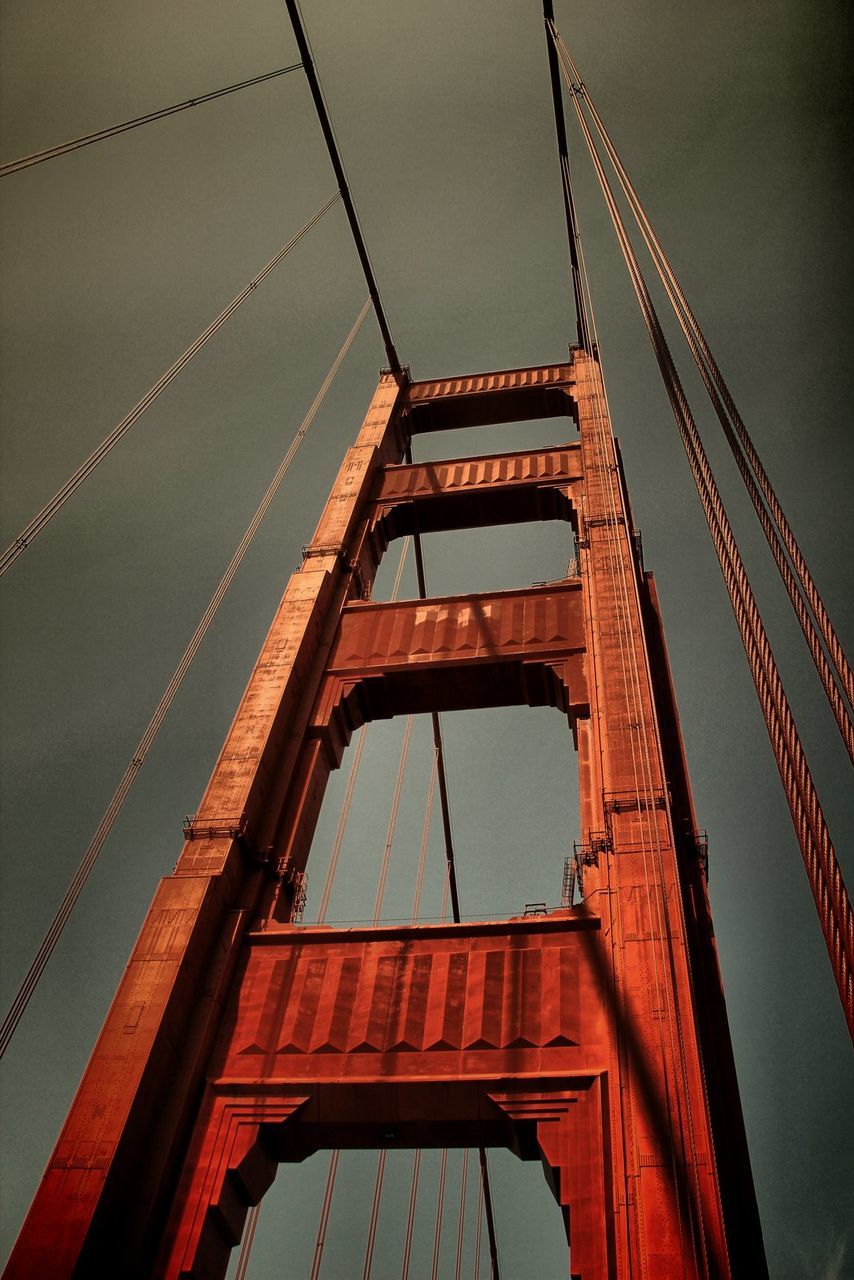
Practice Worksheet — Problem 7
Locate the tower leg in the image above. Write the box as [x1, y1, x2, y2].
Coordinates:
[157, 1096, 310, 1280]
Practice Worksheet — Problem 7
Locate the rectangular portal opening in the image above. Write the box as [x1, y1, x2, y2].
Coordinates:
[410, 415, 577, 463]
[302, 704, 580, 930]
[224, 1146, 570, 1279]
[371, 519, 577, 602]
[406, 366, 577, 438]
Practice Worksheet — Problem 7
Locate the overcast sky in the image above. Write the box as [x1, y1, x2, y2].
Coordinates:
[1, 2, 852, 1277]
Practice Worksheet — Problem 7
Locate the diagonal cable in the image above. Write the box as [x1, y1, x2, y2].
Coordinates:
[283, 0, 401, 374]
[0, 192, 340, 578]
[0, 297, 370, 1060]
[552, 28, 853, 1039]
[553, 32, 854, 761]
[0, 64, 302, 178]
[541, 0, 590, 350]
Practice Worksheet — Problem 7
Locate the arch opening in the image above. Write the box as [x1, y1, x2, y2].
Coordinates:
[221, 1146, 570, 1280]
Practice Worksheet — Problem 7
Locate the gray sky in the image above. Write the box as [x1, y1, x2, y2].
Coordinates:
[1, 2, 852, 1277]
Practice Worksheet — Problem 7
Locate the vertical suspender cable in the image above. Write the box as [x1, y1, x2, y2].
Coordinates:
[476, 1148, 501, 1280]
[283, 0, 401, 375]
[405, 442, 502, 1279]
[0, 297, 371, 1061]
[0, 193, 341, 577]
[411, 753, 438, 923]
[553, 34, 854, 762]
[314, 540, 410, 923]
[309, 1150, 341, 1280]
[430, 1149, 449, 1280]
[306, 536, 412, 1278]
[316, 727, 369, 923]
[362, 1151, 388, 1279]
[399, 755, 438, 1278]
[400, 1148, 423, 1280]
[454, 1148, 470, 1280]
[234, 1201, 261, 1280]
[372, 717, 415, 922]
[552, 33, 853, 1039]
[362, 680, 418, 1274]
[473, 1180, 484, 1280]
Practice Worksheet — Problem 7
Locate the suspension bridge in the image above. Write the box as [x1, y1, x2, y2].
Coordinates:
[0, 3, 851, 1277]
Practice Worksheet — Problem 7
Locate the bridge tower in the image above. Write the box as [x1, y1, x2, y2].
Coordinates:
[4, 350, 766, 1278]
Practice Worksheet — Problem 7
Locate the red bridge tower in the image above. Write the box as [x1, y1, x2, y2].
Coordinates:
[5, 351, 766, 1278]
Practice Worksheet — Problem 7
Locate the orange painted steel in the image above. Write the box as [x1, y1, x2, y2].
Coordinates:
[4, 353, 766, 1278]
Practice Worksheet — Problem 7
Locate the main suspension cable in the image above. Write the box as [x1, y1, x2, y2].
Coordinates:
[283, 0, 401, 375]
[0, 192, 340, 578]
[541, 1, 590, 350]
[554, 32, 853, 1038]
[0, 297, 370, 1061]
[553, 32, 854, 762]
[0, 64, 302, 178]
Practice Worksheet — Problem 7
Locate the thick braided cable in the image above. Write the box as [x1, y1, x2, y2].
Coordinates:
[555, 35, 853, 757]
[589, 111, 852, 1034]
[644, 231, 854, 1037]
[561, 52, 853, 1037]
[556, 33, 853, 714]
[558, 37, 850, 757]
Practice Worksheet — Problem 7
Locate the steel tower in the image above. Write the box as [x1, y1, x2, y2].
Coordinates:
[5, 352, 766, 1278]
